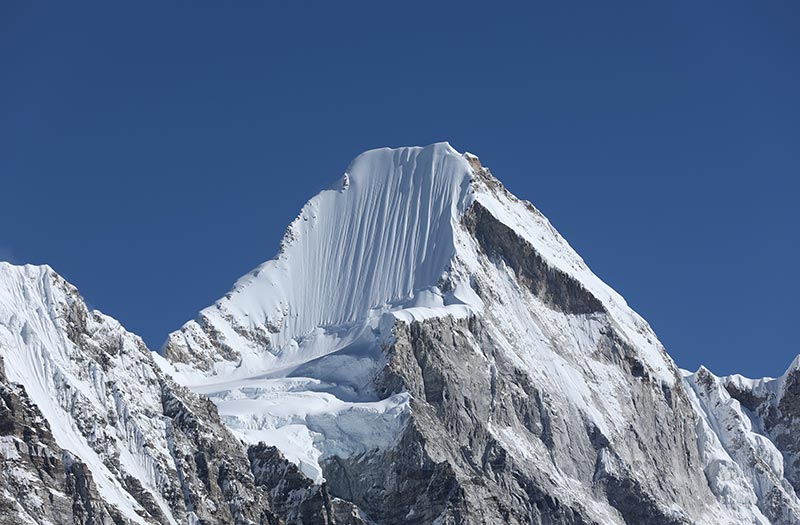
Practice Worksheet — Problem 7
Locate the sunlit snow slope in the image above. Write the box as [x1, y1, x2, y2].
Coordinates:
[162, 144, 478, 379]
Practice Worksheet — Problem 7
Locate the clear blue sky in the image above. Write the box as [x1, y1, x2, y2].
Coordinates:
[2, 3, 798, 377]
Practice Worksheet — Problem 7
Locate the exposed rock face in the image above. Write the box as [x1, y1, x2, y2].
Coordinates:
[158, 381, 277, 524]
[462, 201, 604, 316]
[774, 366, 800, 490]
[248, 444, 367, 525]
[323, 219, 714, 523]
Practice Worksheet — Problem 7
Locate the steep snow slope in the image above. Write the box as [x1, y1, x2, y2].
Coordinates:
[162, 144, 478, 380]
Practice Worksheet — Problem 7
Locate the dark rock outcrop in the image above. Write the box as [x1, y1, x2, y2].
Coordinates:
[462, 201, 604, 316]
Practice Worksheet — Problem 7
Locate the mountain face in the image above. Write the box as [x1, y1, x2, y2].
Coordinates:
[1, 143, 798, 524]
[0, 263, 364, 525]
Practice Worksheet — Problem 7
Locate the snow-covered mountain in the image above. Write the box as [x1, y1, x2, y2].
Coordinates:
[1, 142, 798, 524]
[0, 262, 363, 524]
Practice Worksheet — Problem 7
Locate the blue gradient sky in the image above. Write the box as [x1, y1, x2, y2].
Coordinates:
[2, 2, 798, 377]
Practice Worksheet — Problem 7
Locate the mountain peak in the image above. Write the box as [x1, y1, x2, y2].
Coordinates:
[162, 143, 482, 380]
[0, 260, 55, 278]
[787, 354, 800, 374]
